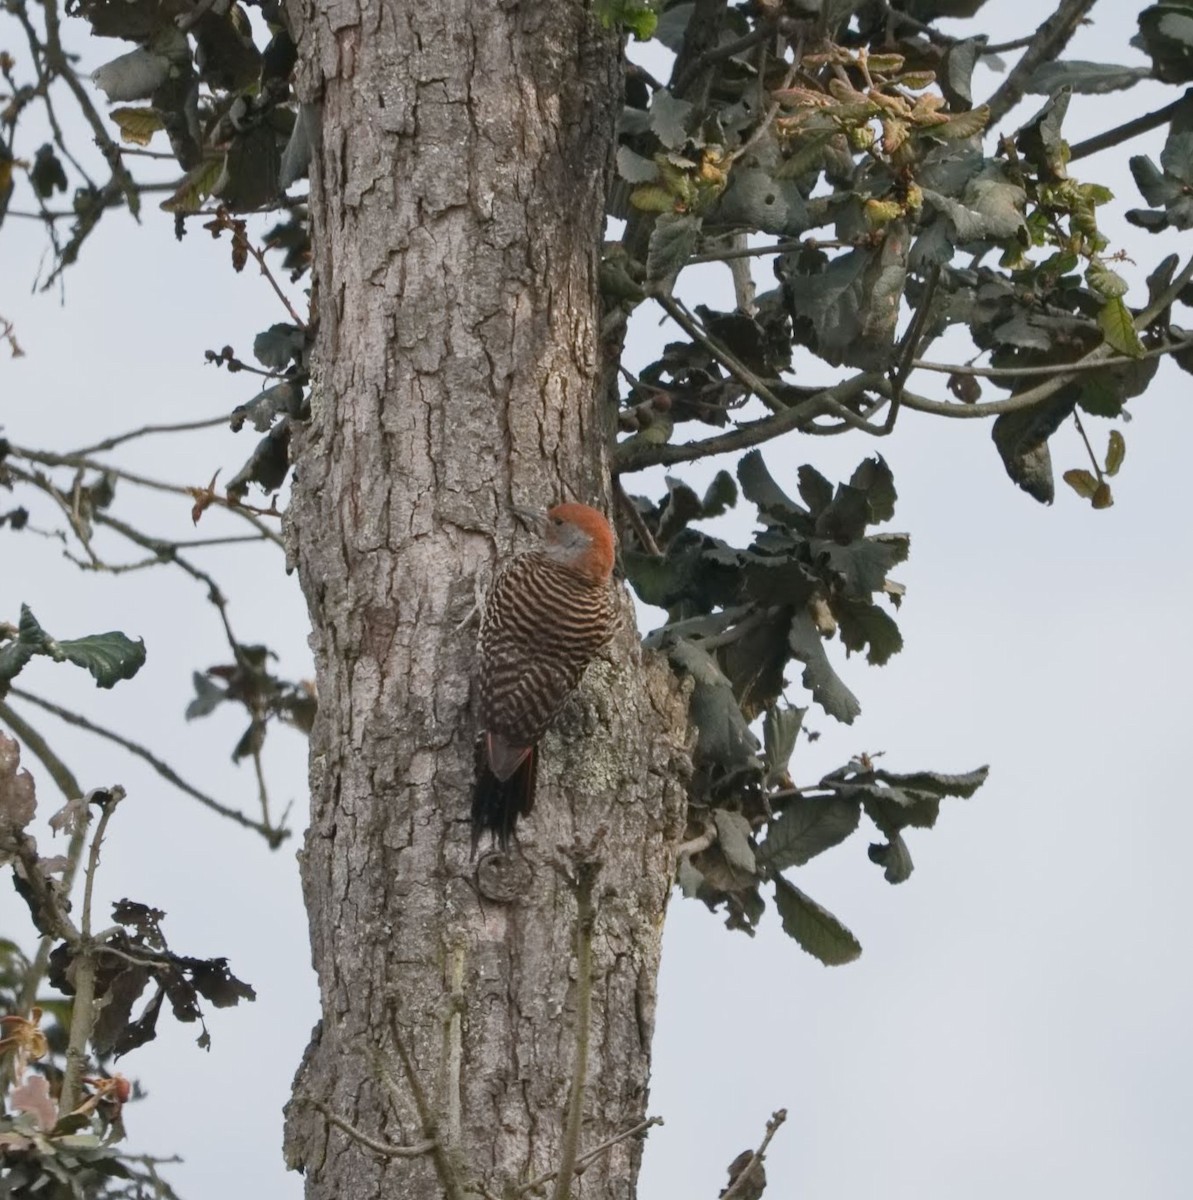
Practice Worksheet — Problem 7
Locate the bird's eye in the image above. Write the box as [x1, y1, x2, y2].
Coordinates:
[551, 515, 564, 526]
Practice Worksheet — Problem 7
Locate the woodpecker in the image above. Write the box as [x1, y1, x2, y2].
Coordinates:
[471, 502, 618, 852]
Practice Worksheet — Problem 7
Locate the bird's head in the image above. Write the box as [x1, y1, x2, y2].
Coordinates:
[514, 501, 615, 583]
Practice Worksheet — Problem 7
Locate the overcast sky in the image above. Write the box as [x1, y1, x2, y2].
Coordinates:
[3, 3, 1192, 1199]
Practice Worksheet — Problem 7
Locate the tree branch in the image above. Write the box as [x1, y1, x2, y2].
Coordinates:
[614, 373, 881, 473]
[984, 0, 1100, 126]
[1069, 93, 1187, 162]
[720, 1108, 788, 1200]
[517, 1117, 663, 1196]
[8, 687, 288, 846]
[297, 1096, 437, 1159]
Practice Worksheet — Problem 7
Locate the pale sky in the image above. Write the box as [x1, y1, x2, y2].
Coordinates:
[3, 3, 1192, 1198]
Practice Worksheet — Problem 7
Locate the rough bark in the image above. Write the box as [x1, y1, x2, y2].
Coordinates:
[281, 3, 689, 1198]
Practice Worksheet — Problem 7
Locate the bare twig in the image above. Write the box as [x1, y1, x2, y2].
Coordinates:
[720, 1108, 788, 1200]
[983, 0, 1099, 126]
[297, 1096, 437, 1159]
[654, 294, 786, 415]
[69, 416, 231, 458]
[911, 335, 1193, 379]
[614, 478, 663, 558]
[232, 224, 308, 330]
[61, 787, 124, 1113]
[8, 687, 288, 846]
[388, 1005, 467, 1200]
[614, 372, 882, 473]
[895, 251, 1193, 419]
[0, 701, 88, 1011]
[1070, 94, 1186, 162]
[551, 854, 602, 1200]
[517, 1116, 663, 1196]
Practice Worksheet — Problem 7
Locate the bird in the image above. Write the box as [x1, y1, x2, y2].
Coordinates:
[471, 502, 618, 853]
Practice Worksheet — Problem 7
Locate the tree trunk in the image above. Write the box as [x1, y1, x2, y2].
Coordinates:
[281, 4, 689, 1198]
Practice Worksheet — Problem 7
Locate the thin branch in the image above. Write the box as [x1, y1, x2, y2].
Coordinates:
[388, 1006, 467, 1200]
[0, 700, 87, 1014]
[551, 856, 602, 1200]
[912, 335, 1193, 378]
[654, 293, 786, 415]
[720, 1109, 788, 1200]
[69, 416, 231, 457]
[233, 225, 308, 330]
[61, 788, 124, 1114]
[984, 0, 1100, 126]
[6, 447, 285, 545]
[1069, 93, 1185, 162]
[81, 789, 123, 942]
[614, 479, 663, 558]
[896, 252, 1193, 419]
[614, 372, 881, 473]
[517, 1117, 663, 1196]
[8, 687, 288, 846]
[982, 34, 1038, 54]
[688, 237, 808, 265]
[297, 1096, 437, 1159]
[677, 827, 716, 861]
[1072, 410, 1104, 481]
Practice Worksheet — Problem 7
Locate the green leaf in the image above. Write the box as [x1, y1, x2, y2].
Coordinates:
[666, 639, 761, 773]
[797, 465, 834, 516]
[160, 155, 223, 214]
[1086, 260, 1129, 300]
[737, 450, 806, 525]
[787, 609, 860, 724]
[871, 766, 988, 799]
[186, 672, 228, 720]
[714, 809, 757, 876]
[109, 105, 164, 146]
[0, 605, 49, 683]
[1098, 296, 1145, 358]
[1025, 61, 1151, 95]
[868, 833, 914, 883]
[1015, 91, 1071, 181]
[677, 856, 704, 898]
[761, 795, 860, 870]
[59, 632, 147, 688]
[646, 212, 701, 281]
[1136, 4, 1193, 84]
[762, 704, 805, 787]
[226, 423, 292, 498]
[616, 145, 659, 184]
[1105, 430, 1126, 476]
[1065, 468, 1104, 506]
[835, 600, 903, 665]
[629, 184, 676, 214]
[714, 167, 809, 237]
[649, 89, 693, 150]
[928, 104, 991, 142]
[781, 231, 908, 370]
[700, 470, 738, 517]
[253, 323, 307, 369]
[773, 875, 862, 966]
[991, 394, 1078, 505]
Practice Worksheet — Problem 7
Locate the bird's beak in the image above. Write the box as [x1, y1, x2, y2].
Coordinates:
[512, 505, 546, 533]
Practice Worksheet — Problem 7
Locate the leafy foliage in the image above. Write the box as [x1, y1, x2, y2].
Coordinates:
[0, 607, 145, 692]
[625, 456, 985, 961]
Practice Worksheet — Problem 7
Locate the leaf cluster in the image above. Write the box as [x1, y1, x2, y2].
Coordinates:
[607, 5, 1193, 509]
[624, 452, 985, 962]
[0, 606, 146, 694]
[47, 900, 255, 1059]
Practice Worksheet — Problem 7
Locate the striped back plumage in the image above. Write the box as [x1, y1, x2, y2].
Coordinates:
[478, 550, 616, 749]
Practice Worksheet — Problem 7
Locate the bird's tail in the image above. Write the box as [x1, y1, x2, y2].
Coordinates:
[471, 740, 537, 855]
